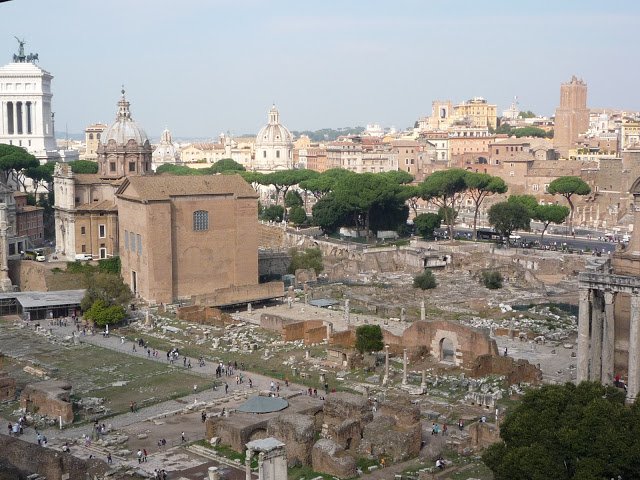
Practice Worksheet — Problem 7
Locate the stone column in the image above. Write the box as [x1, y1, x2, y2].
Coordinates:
[247, 302, 252, 313]
[344, 299, 350, 325]
[400, 307, 406, 322]
[245, 448, 252, 480]
[601, 291, 616, 385]
[577, 288, 591, 383]
[420, 300, 425, 321]
[628, 294, 640, 402]
[590, 291, 603, 381]
[421, 370, 426, 390]
[402, 348, 408, 385]
[12, 102, 18, 135]
[0, 204, 12, 292]
[382, 345, 389, 386]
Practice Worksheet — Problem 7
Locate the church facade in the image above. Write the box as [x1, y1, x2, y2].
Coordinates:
[253, 105, 293, 172]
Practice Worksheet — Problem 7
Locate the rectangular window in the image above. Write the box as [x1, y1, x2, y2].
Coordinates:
[129, 162, 136, 172]
[532, 184, 539, 191]
[110, 162, 116, 172]
[193, 210, 209, 231]
[509, 171, 515, 177]
[124, 230, 129, 250]
[81, 244, 86, 253]
[137, 234, 142, 255]
[80, 226, 86, 235]
[99, 224, 106, 238]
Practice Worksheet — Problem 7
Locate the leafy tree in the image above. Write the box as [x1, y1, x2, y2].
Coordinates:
[518, 110, 536, 119]
[369, 200, 409, 234]
[84, 300, 126, 327]
[547, 176, 591, 233]
[355, 324, 384, 354]
[513, 126, 547, 138]
[419, 169, 468, 241]
[260, 205, 284, 222]
[288, 247, 323, 274]
[464, 172, 507, 240]
[546, 129, 554, 139]
[284, 190, 303, 208]
[333, 172, 404, 237]
[156, 164, 202, 176]
[210, 158, 245, 173]
[483, 382, 639, 480]
[413, 270, 437, 290]
[290, 126, 365, 142]
[494, 123, 515, 135]
[507, 194, 539, 217]
[25, 162, 55, 196]
[239, 171, 266, 191]
[488, 201, 531, 241]
[413, 213, 442, 239]
[311, 194, 349, 234]
[98, 257, 122, 274]
[81, 272, 132, 312]
[0, 144, 39, 188]
[534, 204, 570, 242]
[379, 170, 414, 185]
[288, 206, 307, 225]
[299, 168, 347, 200]
[481, 270, 503, 289]
[401, 185, 422, 218]
[68, 160, 99, 174]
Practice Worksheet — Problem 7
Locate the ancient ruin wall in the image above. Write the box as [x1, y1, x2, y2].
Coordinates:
[0, 434, 109, 480]
[20, 380, 73, 424]
[472, 354, 543, 385]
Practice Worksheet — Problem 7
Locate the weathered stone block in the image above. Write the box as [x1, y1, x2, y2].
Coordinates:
[267, 413, 315, 467]
[311, 439, 357, 479]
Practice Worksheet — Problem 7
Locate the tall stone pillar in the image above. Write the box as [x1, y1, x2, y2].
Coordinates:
[0, 204, 13, 292]
[577, 288, 591, 383]
[344, 299, 350, 325]
[245, 448, 252, 480]
[590, 291, 603, 381]
[420, 300, 426, 321]
[382, 345, 389, 386]
[628, 294, 640, 402]
[602, 291, 616, 385]
[402, 348, 408, 385]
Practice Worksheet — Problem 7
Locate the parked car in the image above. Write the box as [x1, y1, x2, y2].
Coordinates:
[74, 254, 93, 261]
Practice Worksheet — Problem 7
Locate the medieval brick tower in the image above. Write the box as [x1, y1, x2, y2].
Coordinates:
[553, 75, 589, 158]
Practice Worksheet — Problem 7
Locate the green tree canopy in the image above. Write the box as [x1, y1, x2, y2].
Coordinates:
[464, 172, 508, 240]
[488, 201, 531, 240]
[84, 300, 126, 327]
[311, 194, 350, 234]
[68, 160, 99, 174]
[288, 247, 323, 274]
[80, 271, 132, 313]
[156, 164, 202, 176]
[513, 126, 548, 138]
[284, 190, 303, 208]
[419, 169, 467, 240]
[0, 144, 39, 187]
[400, 184, 422, 218]
[355, 324, 384, 354]
[547, 176, 591, 232]
[260, 205, 284, 222]
[25, 162, 55, 196]
[507, 194, 539, 217]
[534, 204, 570, 242]
[483, 382, 639, 480]
[413, 270, 437, 290]
[288, 205, 307, 225]
[299, 168, 350, 199]
[518, 110, 536, 119]
[413, 212, 442, 239]
[378, 170, 414, 185]
[211, 158, 246, 173]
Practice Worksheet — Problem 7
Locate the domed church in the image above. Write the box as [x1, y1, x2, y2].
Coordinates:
[54, 90, 151, 261]
[253, 105, 293, 172]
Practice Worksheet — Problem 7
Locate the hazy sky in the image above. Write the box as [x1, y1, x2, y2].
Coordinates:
[1, 0, 638, 139]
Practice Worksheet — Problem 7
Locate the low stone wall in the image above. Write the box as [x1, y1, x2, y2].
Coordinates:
[283, 320, 326, 343]
[0, 433, 109, 480]
[311, 439, 357, 479]
[20, 380, 73, 424]
[260, 313, 294, 333]
[471, 354, 543, 385]
[192, 281, 285, 307]
[0, 371, 16, 401]
[205, 416, 270, 452]
[177, 305, 235, 326]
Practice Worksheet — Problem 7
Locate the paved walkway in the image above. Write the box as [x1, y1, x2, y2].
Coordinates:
[2, 319, 319, 476]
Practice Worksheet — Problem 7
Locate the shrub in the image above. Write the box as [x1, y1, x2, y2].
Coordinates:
[288, 247, 323, 274]
[66, 261, 95, 274]
[482, 270, 503, 289]
[288, 206, 307, 225]
[355, 324, 384, 354]
[260, 205, 285, 222]
[98, 257, 121, 274]
[413, 270, 437, 290]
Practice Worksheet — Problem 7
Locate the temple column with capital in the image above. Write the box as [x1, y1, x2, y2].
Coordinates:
[628, 294, 640, 402]
[577, 288, 591, 382]
[0, 204, 13, 292]
[245, 448, 252, 480]
[601, 291, 616, 385]
[589, 291, 603, 381]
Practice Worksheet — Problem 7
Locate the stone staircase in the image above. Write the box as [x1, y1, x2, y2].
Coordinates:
[186, 443, 252, 472]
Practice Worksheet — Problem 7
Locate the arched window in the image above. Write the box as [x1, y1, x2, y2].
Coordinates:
[89, 133, 94, 140]
[193, 210, 209, 231]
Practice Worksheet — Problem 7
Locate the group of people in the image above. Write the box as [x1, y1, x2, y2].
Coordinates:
[6, 415, 27, 437]
[215, 360, 242, 378]
[430, 422, 448, 435]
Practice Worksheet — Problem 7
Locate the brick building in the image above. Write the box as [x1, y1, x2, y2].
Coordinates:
[553, 76, 590, 158]
[116, 175, 260, 304]
[13, 191, 43, 246]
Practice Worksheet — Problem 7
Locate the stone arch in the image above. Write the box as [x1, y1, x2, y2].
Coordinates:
[439, 337, 455, 363]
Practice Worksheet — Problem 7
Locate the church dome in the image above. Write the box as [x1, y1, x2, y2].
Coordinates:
[100, 89, 149, 147]
[255, 105, 293, 147]
[152, 128, 180, 167]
